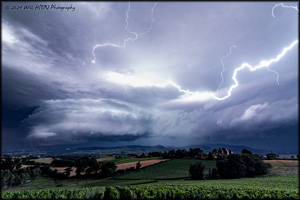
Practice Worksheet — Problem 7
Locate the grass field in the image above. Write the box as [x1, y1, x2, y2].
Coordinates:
[115, 159, 215, 180]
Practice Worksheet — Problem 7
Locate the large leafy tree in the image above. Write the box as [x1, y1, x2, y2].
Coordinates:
[189, 161, 205, 180]
[242, 148, 253, 154]
[101, 162, 117, 177]
[136, 162, 142, 171]
[216, 154, 271, 179]
[266, 153, 279, 160]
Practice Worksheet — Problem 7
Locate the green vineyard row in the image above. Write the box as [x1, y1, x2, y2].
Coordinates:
[2, 185, 299, 199]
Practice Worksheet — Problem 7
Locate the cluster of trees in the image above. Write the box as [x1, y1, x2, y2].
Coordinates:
[51, 158, 75, 167]
[1, 156, 41, 189]
[148, 147, 233, 160]
[149, 148, 205, 159]
[46, 156, 117, 179]
[189, 162, 206, 180]
[189, 150, 272, 180]
[215, 154, 271, 179]
[266, 153, 279, 160]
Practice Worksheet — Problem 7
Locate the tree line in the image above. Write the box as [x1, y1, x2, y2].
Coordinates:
[148, 147, 233, 160]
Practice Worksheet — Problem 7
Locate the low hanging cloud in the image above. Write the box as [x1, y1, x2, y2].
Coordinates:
[239, 103, 269, 121]
[24, 98, 154, 145]
[226, 97, 298, 138]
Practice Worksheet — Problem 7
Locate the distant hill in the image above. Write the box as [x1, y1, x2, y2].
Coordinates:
[4, 143, 291, 157]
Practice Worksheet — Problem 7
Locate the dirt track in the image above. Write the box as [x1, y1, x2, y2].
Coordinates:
[116, 159, 169, 170]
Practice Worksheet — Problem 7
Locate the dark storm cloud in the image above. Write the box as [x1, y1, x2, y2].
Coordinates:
[1, 2, 298, 148]
[22, 98, 153, 145]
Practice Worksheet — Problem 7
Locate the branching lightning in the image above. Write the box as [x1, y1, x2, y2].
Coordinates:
[97, 2, 297, 102]
[92, 2, 158, 63]
[211, 39, 298, 100]
[217, 45, 238, 90]
[107, 39, 298, 101]
[272, 3, 299, 17]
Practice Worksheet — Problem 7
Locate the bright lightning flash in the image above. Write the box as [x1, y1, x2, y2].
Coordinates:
[212, 39, 298, 100]
[96, 3, 298, 102]
[92, 2, 158, 64]
[272, 3, 299, 17]
[107, 40, 298, 101]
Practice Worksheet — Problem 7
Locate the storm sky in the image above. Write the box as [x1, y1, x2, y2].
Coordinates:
[2, 2, 298, 152]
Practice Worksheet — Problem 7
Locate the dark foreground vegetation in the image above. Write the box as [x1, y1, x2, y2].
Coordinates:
[2, 184, 299, 199]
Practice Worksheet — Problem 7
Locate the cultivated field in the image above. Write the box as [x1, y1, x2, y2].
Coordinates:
[3, 175, 298, 199]
[3, 159, 299, 199]
[115, 159, 215, 180]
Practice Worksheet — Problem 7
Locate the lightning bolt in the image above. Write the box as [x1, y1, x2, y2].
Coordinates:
[92, 2, 158, 64]
[211, 39, 298, 100]
[100, 2, 297, 102]
[181, 2, 299, 100]
[272, 3, 299, 17]
[217, 45, 238, 90]
[107, 39, 298, 101]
